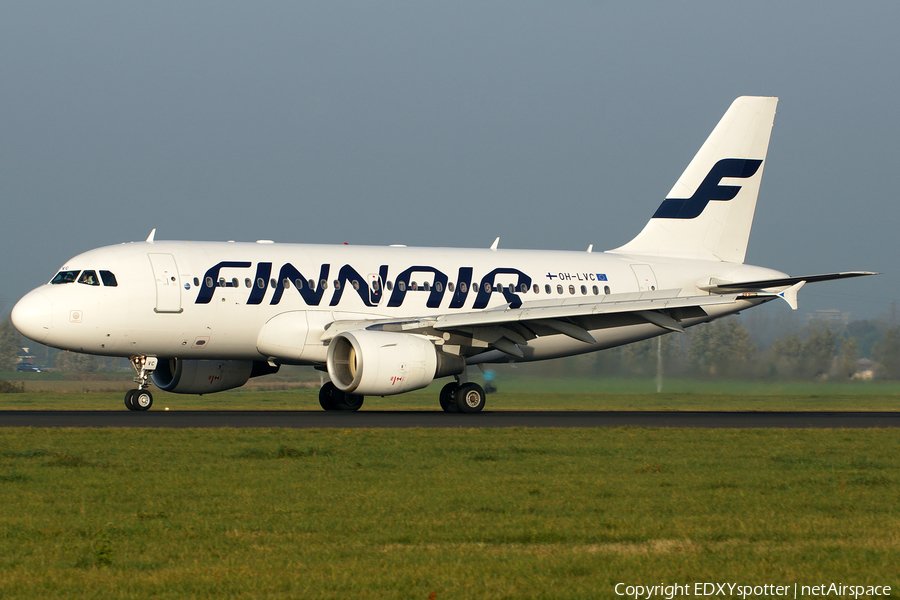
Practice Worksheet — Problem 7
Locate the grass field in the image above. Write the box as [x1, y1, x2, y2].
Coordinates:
[2, 371, 900, 412]
[1, 427, 898, 599]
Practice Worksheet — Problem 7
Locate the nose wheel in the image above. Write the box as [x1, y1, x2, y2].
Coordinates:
[125, 356, 158, 411]
[124, 389, 153, 411]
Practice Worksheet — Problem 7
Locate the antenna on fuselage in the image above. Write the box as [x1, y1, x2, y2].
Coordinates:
[146, 229, 157, 243]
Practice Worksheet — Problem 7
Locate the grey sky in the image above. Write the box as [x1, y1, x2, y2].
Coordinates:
[1, 2, 896, 320]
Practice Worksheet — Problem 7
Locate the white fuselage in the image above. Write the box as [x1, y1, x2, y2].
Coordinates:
[12, 240, 784, 365]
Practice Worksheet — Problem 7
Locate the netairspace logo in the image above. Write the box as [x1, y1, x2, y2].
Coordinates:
[614, 582, 892, 599]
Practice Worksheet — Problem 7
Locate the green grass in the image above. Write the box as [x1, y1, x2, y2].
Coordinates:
[1, 427, 898, 599]
[3, 370, 900, 411]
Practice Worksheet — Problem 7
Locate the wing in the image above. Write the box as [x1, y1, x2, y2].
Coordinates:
[320, 288, 774, 359]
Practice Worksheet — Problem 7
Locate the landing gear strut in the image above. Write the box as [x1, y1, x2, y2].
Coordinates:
[318, 381, 365, 411]
[125, 356, 158, 411]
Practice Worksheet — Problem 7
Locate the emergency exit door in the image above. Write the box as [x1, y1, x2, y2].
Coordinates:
[630, 264, 658, 292]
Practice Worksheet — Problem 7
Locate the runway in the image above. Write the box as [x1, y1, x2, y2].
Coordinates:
[1, 410, 899, 428]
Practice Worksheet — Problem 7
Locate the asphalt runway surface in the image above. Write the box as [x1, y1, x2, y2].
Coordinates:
[1, 410, 899, 428]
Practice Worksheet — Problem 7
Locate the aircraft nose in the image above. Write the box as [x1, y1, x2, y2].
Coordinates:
[11, 291, 52, 343]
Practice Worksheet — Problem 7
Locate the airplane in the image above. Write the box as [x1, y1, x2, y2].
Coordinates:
[10, 96, 875, 413]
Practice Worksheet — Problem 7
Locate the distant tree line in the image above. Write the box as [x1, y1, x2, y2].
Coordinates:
[591, 311, 900, 381]
[521, 303, 900, 381]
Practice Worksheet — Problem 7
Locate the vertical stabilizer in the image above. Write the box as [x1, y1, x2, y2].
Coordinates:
[610, 96, 778, 263]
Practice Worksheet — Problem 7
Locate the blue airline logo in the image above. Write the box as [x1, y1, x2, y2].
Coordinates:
[652, 158, 763, 220]
[194, 262, 533, 310]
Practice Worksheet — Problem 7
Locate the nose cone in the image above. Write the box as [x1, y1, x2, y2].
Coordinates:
[11, 291, 52, 343]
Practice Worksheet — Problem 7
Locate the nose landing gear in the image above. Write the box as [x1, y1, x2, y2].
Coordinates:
[125, 356, 158, 411]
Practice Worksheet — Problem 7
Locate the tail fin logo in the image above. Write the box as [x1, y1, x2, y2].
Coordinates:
[652, 158, 763, 220]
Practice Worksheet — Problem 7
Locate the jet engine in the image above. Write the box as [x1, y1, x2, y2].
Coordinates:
[326, 330, 464, 396]
[152, 359, 278, 394]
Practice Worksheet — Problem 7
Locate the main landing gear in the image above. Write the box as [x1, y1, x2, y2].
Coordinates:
[439, 378, 487, 414]
[315, 373, 488, 414]
[125, 356, 158, 412]
[319, 381, 365, 411]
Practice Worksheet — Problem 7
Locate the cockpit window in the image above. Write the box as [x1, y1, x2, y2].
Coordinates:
[78, 270, 100, 286]
[51, 270, 80, 284]
[99, 270, 118, 287]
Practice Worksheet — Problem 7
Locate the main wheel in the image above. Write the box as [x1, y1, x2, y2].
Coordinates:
[336, 393, 365, 411]
[124, 390, 138, 411]
[439, 382, 459, 413]
[319, 382, 341, 411]
[133, 390, 153, 411]
[455, 382, 486, 413]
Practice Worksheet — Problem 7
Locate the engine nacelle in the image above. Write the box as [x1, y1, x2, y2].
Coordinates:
[152, 359, 277, 394]
[326, 330, 463, 396]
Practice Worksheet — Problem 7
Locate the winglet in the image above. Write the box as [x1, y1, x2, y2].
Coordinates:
[146, 228, 157, 243]
[778, 281, 805, 310]
[490, 237, 500, 251]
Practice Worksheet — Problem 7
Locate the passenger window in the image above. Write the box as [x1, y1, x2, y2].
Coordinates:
[231, 278, 238, 288]
[218, 278, 226, 287]
[257, 278, 265, 289]
[411, 281, 418, 291]
[545, 284, 551, 294]
[296, 279, 304, 289]
[386, 281, 393, 291]
[320, 279, 328, 290]
[533, 284, 539, 294]
[448, 282, 454, 292]
[352, 280, 360, 291]
[308, 279, 315, 289]
[484, 282, 492, 293]
[422, 281, 430, 292]
[270, 279, 277, 288]
[604, 285, 611, 295]
[372, 280, 380, 292]
[398, 281, 406, 292]
[557, 284, 563, 294]
[283, 279, 291, 289]
[434, 281, 442, 293]
[459, 282, 467, 293]
[78, 270, 100, 286]
[581, 285, 587, 295]
[333, 280, 341, 290]
[100, 270, 118, 287]
[520, 283, 528, 293]
[206, 277, 214, 288]
[592, 285, 599, 295]
[51, 270, 80, 284]
[569, 285, 575, 295]
[245, 278, 251, 288]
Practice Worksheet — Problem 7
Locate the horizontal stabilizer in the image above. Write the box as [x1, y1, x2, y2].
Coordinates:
[700, 271, 878, 293]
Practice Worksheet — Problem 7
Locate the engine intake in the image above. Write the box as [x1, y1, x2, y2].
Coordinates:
[326, 330, 463, 396]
